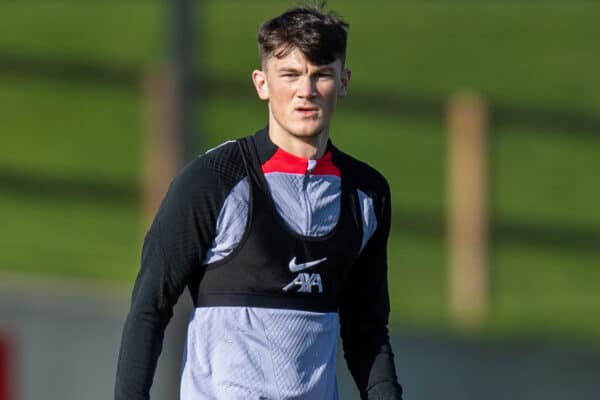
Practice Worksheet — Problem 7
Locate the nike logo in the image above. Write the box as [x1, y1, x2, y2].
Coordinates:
[288, 256, 327, 273]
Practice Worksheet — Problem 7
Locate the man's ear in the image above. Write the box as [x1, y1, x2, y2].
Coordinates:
[252, 69, 269, 101]
[338, 68, 351, 97]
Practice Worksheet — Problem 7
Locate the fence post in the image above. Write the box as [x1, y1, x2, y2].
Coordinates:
[447, 91, 489, 329]
[141, 66, 185, 225]
[141, 66, 188, 396]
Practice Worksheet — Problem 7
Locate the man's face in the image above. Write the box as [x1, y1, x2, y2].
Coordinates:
[252, 47, 350, 141]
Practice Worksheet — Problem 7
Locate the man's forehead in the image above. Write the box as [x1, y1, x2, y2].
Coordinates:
[265, 47, 341, 70]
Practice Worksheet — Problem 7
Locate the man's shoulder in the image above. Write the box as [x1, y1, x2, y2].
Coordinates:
[196, 139, 242, 165]
[170, 139, 247, 196]
[332, 146, 390, 197]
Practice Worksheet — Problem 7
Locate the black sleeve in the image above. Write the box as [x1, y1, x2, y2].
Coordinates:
[114, 143, 246, 400]
[339, 177, 403, 400]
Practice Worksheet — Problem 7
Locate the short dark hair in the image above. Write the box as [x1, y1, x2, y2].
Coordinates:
[257, 3, 349, 67]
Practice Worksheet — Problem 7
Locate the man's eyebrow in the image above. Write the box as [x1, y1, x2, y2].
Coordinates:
[276, 66, 336, 74]
[315, 66, 335, 73]
[277, 67, 301, 73]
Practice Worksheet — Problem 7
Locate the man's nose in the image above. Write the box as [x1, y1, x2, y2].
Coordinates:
[297, 76, 317, 98]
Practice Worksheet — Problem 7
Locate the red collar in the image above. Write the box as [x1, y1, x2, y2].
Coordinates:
[261, 148, 340, 177]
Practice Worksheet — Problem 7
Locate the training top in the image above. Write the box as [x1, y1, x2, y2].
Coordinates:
[115, 128, 403, 400]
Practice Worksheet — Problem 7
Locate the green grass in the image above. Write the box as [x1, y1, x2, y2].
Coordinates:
[1, 1, 599, 112]
[387, 231, 600, 343]
[0, 190, 140, 283]
[0, 76, 142, 182]
[1, 0, 599, 342]
[490, 243, 600, 343]
[491, 127, 600, 227]
[387, 232, 449, 329]
[0, 1, 163, 67]
[202, 1, 600, 113]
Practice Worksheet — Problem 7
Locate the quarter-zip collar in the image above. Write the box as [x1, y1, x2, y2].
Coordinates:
[253, 127, 340, 176]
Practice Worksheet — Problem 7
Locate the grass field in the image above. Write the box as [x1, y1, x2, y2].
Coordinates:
[1, 0, 599, 342]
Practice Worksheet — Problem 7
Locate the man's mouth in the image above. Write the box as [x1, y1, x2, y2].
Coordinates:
[295, 106, 319, 117]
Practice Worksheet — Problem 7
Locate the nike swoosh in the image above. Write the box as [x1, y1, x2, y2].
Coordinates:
[288, 256, 327, 273]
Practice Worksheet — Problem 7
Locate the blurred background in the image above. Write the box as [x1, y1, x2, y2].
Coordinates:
[1, 0, 599, 399]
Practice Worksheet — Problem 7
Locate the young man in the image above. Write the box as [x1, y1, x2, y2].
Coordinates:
[115, 5, 403, 400]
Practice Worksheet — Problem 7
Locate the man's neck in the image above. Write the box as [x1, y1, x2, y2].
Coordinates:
[268, 124, 329, 160]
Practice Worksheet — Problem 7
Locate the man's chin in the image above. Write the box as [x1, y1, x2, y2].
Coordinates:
[290, 124, 326, 139]
[292, 130, 322, 139]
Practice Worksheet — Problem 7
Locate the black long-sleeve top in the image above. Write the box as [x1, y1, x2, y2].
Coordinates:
[115, 129, 402, 399]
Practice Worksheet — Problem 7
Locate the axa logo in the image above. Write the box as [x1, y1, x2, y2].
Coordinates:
[283, 257, 326, 293]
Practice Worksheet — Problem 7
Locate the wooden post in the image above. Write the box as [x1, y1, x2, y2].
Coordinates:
[137, 1, 198, 396]
[447, 91, 489, 329]
[141, 67, 188, 397]
[141, 67, 185, 227]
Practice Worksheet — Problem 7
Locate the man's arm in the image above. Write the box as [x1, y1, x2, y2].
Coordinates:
[339, 179, 403, 400]
[114, 227, 189, 399]
[115, 143, 246, 399]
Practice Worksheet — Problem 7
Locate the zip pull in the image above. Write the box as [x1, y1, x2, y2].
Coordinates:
[302, 159, 317, 233]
